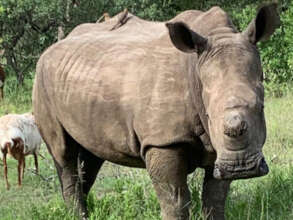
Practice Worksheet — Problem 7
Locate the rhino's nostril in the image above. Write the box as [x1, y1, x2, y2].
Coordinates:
[224, 114, 248, 138]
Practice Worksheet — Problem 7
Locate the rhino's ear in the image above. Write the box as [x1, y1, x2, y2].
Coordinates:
[166, 22, 207, 54]
[243, 3, 280, 44]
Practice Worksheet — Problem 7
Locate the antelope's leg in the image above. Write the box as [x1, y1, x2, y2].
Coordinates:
[18, 155, 25, 187]
[33, 152, 39, 174]
[3, 151, 10, 190]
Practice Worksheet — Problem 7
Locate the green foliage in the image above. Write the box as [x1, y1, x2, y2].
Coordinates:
[0, 0, 291, 95]
[0, 0, 290, 92]
[105, 0, 179, 21]
[0, 0, 63, 83]
[258, 2, 293, 91]
[0, 73, 33, 115]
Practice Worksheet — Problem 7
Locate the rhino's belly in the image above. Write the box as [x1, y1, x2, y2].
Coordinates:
[61, 117, 145, 168]
[55, 96, 146, 168]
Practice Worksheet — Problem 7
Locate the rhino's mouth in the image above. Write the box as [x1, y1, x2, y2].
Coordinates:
[213, 153, 269, 180]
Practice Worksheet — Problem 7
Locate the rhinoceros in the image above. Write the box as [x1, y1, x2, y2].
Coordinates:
[33, 3, 280, 220]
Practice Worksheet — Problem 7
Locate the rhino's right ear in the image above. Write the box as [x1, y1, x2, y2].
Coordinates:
[166, 22, 207, 54]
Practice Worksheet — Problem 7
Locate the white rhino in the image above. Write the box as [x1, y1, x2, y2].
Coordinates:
[33, 4, 280, 220]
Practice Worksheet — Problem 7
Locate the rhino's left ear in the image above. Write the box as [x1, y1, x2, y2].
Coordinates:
[243, 3, 280, 44]
[166, 22, 207, 54]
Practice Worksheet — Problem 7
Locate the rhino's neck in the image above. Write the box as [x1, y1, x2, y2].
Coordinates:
[186, 55, 214, 153]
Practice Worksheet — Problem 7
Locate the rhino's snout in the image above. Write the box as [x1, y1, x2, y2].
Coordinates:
[213, 156, 269, 180]
[223, 113, 248, 138]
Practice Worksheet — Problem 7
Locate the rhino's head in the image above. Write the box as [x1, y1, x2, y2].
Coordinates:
[166, 4, 280, 180]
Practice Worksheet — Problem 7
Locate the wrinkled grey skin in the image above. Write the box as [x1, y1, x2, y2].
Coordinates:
[33, 4, 280, 220]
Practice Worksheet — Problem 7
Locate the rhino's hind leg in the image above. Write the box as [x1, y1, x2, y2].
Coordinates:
[78, 147, 104, 196]
[58, 130, 104, 219]
[145, 146, 191, 220]
[38, 119, 103, 219]
[55, 130, 85, 218]
[202, 167, 232, 220]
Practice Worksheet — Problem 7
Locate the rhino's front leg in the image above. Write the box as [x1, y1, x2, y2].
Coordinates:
[202, 167, 232, 220]
[145, 146, 191, 220]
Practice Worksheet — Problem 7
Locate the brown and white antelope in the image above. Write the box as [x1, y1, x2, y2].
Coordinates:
[0, 113, 42, 190]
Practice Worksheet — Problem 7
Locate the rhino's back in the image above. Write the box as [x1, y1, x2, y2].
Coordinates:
[34, 11, 201, 165]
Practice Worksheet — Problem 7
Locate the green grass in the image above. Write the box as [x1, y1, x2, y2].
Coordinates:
[1, 78, 293, 219]
[0, 75, 33, 115]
